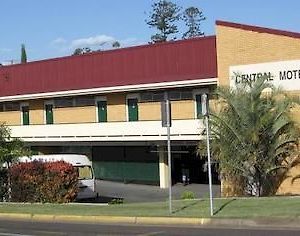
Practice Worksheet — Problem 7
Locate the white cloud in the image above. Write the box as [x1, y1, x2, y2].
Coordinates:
[50, 35, 147, 54]
[70, 35, 116, 49]
[119, 37, 145, 47]
[52, 37, 67, 45]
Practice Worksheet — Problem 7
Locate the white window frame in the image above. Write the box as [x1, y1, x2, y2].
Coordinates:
[126, 93, 140, 122]
[20, 102, 29, 125]
[95, 96, 107, 123]
[193, 88, 209, 119]
[44, 100, 54, 124]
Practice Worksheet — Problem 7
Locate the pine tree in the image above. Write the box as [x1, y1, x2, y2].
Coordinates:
[21, 44, 27, 63]
[182, 7, 205, 39]
[146, 0, 181, 43]
[72, 47, 92, 55]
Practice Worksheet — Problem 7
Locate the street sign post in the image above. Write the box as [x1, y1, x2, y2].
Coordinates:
[201, 93, 214, 216]
[161, 100, 171, 127]
[162, 92, 172, 214]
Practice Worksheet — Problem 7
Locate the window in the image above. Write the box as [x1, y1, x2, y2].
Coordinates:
[45, 102, 54, 124]
[181, 91, 193, 100]
[152, 92, 164, 101]
[76, 166, 93, 180]
[54, 97, 73, 108]
[21, 104, 30, 125]
[169, 91, 181, 100]
[140, 90, 193, 102]
[140, 93, 152, 102]
[127, 97, 139, 121]
[75, 96, 95, 107]
[96, 98, 107, 122]
[4, 102, 20, 111]
[0, 103, 3, 112]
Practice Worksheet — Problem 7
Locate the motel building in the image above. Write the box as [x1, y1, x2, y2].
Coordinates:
[1, 21, 300, 194]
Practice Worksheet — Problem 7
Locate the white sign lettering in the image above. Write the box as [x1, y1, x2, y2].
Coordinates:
[230, 60, 300, 91]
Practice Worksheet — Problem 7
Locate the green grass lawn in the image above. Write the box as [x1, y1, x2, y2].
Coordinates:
[0, 197, 299, 219]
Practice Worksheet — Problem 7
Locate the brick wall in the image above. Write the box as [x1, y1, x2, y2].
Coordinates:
[216, 24, 300, 196]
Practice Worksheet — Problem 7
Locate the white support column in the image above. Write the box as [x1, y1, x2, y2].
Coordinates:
[159, 146, 169, 188]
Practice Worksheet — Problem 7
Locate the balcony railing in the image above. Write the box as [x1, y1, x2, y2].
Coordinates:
[10, 119, 205, 142]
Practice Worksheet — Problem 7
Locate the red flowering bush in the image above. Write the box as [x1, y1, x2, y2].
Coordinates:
[10, 161, 78, 203]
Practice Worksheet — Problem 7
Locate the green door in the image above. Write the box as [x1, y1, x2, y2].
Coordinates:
[128, 98, 138, 121]
[45, 104, 53, 124]
[97, 100, 107, 122]
[196, 94, 202, 118]
[22, 106, 29, 125]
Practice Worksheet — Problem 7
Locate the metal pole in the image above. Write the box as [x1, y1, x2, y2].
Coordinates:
[166, 93, 172, 214]
[205, 115, 214, 216]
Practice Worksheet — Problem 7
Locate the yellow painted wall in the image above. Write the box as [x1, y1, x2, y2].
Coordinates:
[216, 25, 300, 86]
[217, 24, 300, 196]
[0, 111, 20, 125]
[139, 102, 161, 121]
[107, 93, 126, 122]
[291, 106, 300, 124]
[277, 164, 300, 195]
[0, 94, 197, 125]
[29, 99, 44, 125]
[171, 100, 194, 120]
[54, 106, 96, 124]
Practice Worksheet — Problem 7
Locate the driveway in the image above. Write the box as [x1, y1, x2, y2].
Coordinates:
[95, 180, 221, 203]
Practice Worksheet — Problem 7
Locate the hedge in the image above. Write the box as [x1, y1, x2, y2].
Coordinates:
[9, 161, 78, 203]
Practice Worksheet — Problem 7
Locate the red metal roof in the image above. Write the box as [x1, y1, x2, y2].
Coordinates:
[0, 36, 217, 97]
[216, 20, 300, 39]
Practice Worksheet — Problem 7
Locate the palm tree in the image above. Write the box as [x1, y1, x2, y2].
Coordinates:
[203, 77, 300, 196]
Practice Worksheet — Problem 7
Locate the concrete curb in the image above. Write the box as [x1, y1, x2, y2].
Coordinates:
[0, 213, 299, 229]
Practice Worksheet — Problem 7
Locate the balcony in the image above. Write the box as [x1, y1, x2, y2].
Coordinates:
[10, 119, 205, 143]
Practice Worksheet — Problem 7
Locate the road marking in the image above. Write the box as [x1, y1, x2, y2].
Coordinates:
[137, 232, 165, 236]
[33, 231, 66, 235]
[0, 233, 34, 236]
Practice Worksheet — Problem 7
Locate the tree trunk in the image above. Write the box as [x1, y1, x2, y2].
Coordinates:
[6, 162, 11, 202]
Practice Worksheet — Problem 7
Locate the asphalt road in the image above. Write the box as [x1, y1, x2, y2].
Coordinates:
[0, 220, 299, 236]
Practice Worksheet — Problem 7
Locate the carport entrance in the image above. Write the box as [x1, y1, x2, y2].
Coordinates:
[92, 146, 159, 185]
[172, 146, 220, 185]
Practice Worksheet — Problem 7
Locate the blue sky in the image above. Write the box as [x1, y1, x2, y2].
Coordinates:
[0, 0, 299, 64]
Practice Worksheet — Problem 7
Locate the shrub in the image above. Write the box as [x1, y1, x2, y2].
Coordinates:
[9, 161, 43, 202]
[9, 161, 78, 203]
[181, 190, 196, 200]
[40, 161, 78, 203]
[109, 198, 124, 205]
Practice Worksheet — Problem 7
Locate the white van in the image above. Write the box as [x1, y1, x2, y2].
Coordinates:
[18, 154, 97, 200]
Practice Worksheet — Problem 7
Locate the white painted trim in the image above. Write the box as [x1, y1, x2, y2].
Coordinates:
[20, 102, 29, 125]
[95, 96, 107, 123]
[44, 100, 54, 124]
[126, 94, 140, 122]
[0, 78, 217, 102]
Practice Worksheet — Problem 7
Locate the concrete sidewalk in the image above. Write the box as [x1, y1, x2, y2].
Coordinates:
[95, 180, 221, 203]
